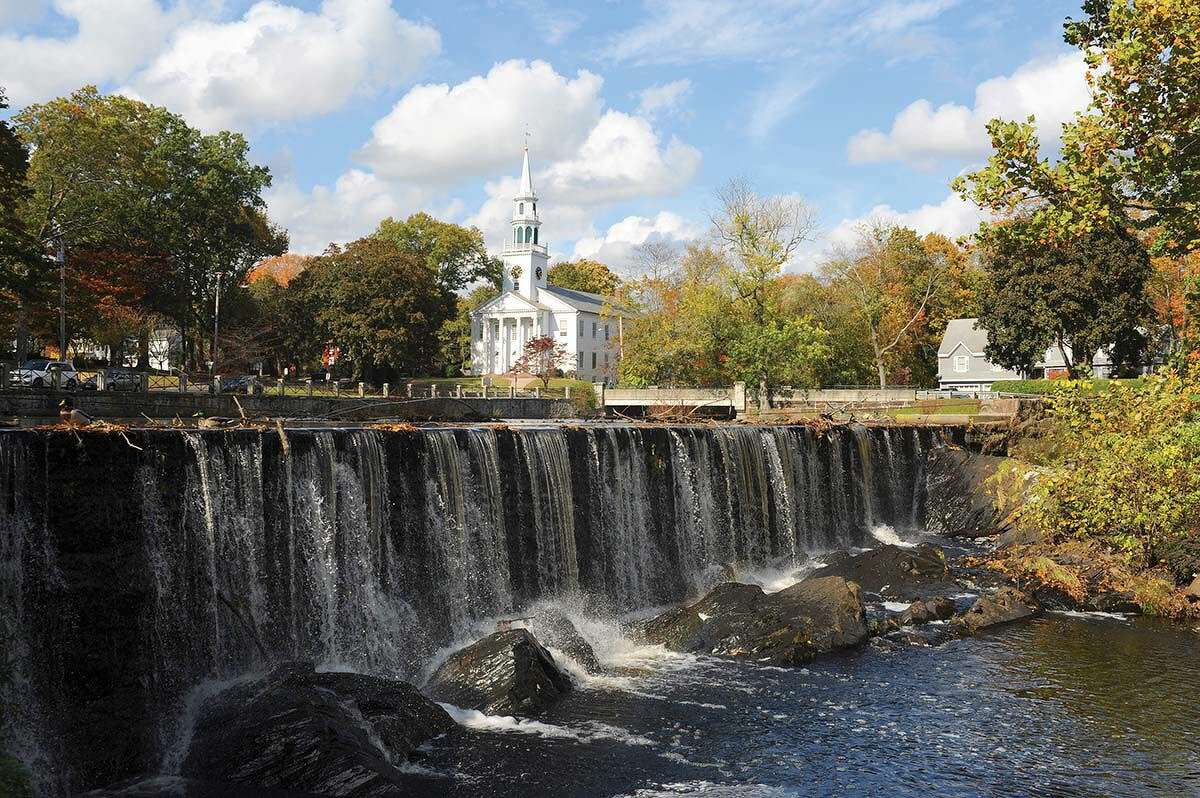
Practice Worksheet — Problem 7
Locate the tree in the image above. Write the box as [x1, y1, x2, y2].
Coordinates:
[293, 237, 444, 382]
[547, 258, 620, 295]
[14, 86, 286, 369]
[823, 224, 946, 388]
[374, 212, 499, 294]
[978, 219, 1151, 377]
[513, 335, 572, 387]
[0, 87, 46, 361]
[710, 178, 817, 404]
[954, 1, 1200, 255]
[727, 314, 831, 393]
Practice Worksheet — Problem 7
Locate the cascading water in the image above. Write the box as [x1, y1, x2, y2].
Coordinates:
[0, 422, 945, 795]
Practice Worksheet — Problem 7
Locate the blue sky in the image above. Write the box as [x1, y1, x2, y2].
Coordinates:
[1, 0, 1089, 270]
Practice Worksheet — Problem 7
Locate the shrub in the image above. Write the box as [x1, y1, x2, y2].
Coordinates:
[990, 377, 1145, 395]
[1010, 362, 1200, 566]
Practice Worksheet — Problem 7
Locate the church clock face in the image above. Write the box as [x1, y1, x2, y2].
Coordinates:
[535, 266, 543, 280]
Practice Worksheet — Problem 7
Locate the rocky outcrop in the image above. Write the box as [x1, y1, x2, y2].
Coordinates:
[425, 629, 573, 715]
[526, 608, 604, 674]
[180, 662, 455, 797]
[638, 577, 868, 666]
[952, 588, 1040, 633]
[898, 596, 956, 625]
[1186, 576, 1200, 603]
[807, 544, 954, 600]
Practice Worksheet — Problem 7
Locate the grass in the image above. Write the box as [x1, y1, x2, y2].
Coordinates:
[893, 399, 982, 416]
[990, 377, 1146, 395]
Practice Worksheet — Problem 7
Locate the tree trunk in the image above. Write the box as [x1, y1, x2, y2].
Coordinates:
[14, 300, 30, 363]
[137, 329, 150, 370]
[870, 327, 887, 389]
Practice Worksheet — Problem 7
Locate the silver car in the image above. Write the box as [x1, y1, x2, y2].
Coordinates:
[15, 359, 81, 390]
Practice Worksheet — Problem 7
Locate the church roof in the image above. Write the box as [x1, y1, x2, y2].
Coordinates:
[541, 285, 626, 314]
[517, 147, 535, 199]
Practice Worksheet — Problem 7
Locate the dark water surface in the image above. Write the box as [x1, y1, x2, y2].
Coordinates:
[412, 612, 1200, 798]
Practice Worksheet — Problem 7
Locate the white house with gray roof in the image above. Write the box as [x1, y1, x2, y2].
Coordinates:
[469, 147, 626, 382]
[937, 318, 1114, 392]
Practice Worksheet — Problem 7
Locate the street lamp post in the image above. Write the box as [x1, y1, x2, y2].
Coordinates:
[57, 237, 66, 360]
[211, 271, 224, 373]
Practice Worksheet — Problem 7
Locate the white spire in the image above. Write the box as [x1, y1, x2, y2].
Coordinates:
[518, 144, 535, 199]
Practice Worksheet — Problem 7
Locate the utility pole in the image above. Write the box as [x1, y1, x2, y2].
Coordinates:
[57, 237, 66, 360]
[211, 271, 223, 373]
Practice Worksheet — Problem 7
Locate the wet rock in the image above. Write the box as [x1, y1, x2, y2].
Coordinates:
[80, 775, 310, 797]
[806, 544, 954, 600]
[639, 577, 868, 666]
[426, 628, 572, 715]
[526, 608, 604, 674]
[923, 447, 1009, 537]
[180, 662, 455, 797]
[898, 596, 956, 626]
[952, 588, 1040, 633]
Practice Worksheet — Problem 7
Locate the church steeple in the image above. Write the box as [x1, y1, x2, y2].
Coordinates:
[502, 143, 548, 299]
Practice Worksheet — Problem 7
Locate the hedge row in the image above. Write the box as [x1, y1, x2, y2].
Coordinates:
[990, 377, 1146, 395]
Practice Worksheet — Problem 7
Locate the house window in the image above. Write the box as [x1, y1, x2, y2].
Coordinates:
[954, 355, 969, 373]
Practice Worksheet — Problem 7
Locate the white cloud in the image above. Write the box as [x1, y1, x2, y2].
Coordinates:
[0, 0, 184, 106]
[466, 113, 700, 252]
[265, 169, 427, 255]
[121, 0, 439, 131]
[358, 60, 604, 184]
[847, 52, 1089, 167]
[571, 211, 703, 272]
[748, 76, 817, 140]
[635, 79, 693, 117]
[794, 192, 991, 272]
[606, 0, 957, 66]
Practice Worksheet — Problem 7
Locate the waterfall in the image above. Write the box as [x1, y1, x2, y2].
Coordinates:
[0, 423, 943, 795]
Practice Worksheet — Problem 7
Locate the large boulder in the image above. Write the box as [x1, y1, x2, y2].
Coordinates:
[526, 608, 604, 674]
[180, 662, 456, 797]
[806, 544, 954, 600]
[952, 587, 1040, 633]
[638, 577, 868, 666]
[425, 629, 572, 715]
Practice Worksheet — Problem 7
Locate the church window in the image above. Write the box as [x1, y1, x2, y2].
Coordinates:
[515, 227, 521, 244]
[532, 202, 536, 214]
[519, 202, 524, 214]
[525, 226, 532, 243]
[533, 228, 539, 244]
[592, 322, 597, 338]
[591, 352, 597, 369]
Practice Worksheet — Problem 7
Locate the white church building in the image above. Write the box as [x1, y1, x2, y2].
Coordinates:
[470, 147, 626, 383]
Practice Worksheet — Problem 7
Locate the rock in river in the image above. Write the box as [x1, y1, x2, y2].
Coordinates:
[807, 543, 954, 600]
[526, 607, 604, 674]
[426, 628, 573, 715]
[898, 596, 957, 626]
[952, 587, 1040, 633]
[639, 577, 868, 666]
[181, 661, 456, 797]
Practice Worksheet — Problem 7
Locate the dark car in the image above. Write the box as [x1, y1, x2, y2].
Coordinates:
[82, 367, 142, 392]
[218, 375, 262, 395]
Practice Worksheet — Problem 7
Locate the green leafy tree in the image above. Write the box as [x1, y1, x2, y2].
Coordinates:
[727, 313, 831, 392]
[711, 178, 817, 405]
[979, 219, 1151, 377]
[0, 88, 47, 361]
[14, 86, 286, 368]
[547, 258, 620, 295]
[293, 236, 443, 382]
[954, 0, 1200, 255]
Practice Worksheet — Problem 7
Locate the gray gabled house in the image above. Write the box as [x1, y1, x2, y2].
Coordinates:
[937, 318, 1114, 392]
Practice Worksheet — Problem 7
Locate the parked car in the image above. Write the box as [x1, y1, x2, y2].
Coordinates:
[218, 374, 262, 395]
[80, 367, 141, 392]
[13, 359, 80, 390]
